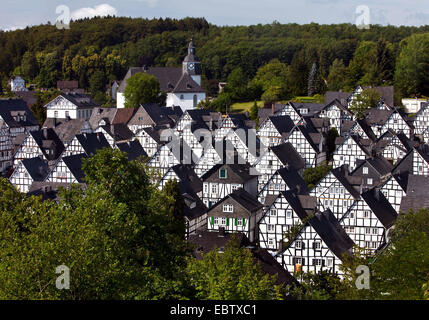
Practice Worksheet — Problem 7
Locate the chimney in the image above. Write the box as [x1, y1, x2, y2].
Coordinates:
[272, 103, 275, 115]
[53, 118, 57, 128]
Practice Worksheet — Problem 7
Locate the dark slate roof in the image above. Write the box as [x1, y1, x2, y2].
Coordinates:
[101, 124, 134, 142]
[271, 143, 306, 171]
[323, 99, 354, 115]
[75, 133, 111, 156]
[258, 104, 284, 123]
[88, 107, 117, 130]
[281, 190, 317, 218]
[0, 98, 39, 128]
[208, 188, 263, 218]
[116, 140, 147, 160]
[392, 149, 414, 183]
[43, 118, 89, 143]
[136, 103, 183, 127]
[201, 162, 255, 184]
[405, 175, 429, 196]
[169, 164, 203, 195]
[361, 188, 397, 229]
[356, 119, 377, 141]
[62, 153, 88, 183]
[30, 129, 65, 161]
[324, 91, 352, 105]
[399, 195, 429, 214]
[57, 80, 79, 90]
[21, 157, 50, 181]
[15, 91, 37, 108]
[141, 126, 163, 144]
[188, 230, 251, 260]
[277, 167, 309, 195]
[332, 166, 361, 199]
[365, 109, 394, 126]
[294, 102, 326, 118]
[182, 192, 208, 221]
[269, 115, 296, 135]
[59, 93, 100, 109]
[356, 156, 393, 177]
[118, 66, 204, 93]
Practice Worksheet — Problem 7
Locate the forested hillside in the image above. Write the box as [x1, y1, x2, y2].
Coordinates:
[1, 16, 428, 104]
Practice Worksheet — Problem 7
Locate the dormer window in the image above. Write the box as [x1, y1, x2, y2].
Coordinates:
[363, 167, 369, 175]
[219, 169, 227, 179]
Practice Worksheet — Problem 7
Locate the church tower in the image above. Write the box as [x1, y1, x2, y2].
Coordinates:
[183, 39, 202, 86]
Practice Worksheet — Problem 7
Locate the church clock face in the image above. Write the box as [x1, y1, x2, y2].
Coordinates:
[188, 63, 195, 71]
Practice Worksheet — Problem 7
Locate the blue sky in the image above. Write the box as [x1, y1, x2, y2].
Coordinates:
[1, 0, 428, 31]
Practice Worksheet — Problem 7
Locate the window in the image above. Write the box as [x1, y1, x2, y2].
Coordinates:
[232, 184, 239, 191]
[363, 167, 369, 174]
[295, 241, 303, 249]
[214, 217, 219, 225]
[219, 169, 227, 179]
[313, 241, 322, 250]
[65, 111, 70, 118]
[365, 227, 371, 234]
[54, 111, 58, 118]
[269, 209, 277, 216]
[237, 219, 243, 227]
[364, 211, 370, 218]
[267, 224, 275, 232]
[211, 184, 217, 194]
[180, 94, 184, 100]
[268, 238, 275, 247]
[372, 228, 378, 235]
[286, 210, 292, 218]
[345, 226, 355, 233]
[367, 178, 373, 185]
[223, 204, 233, 213]
[220, 217, 226, 226]
[313, 259, 324, 266]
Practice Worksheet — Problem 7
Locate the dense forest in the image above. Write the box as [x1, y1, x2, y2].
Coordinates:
[1, 17, 429, 106]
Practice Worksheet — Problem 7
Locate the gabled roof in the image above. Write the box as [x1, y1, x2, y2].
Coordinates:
[118, 66, 204, 94]
[268, 115, 295, 135]
[56, 93, 100, 109]
[116, 140, 147, 160]
[61, 153, 88, 183]
[362, 86, 394, 107]
[75, 133, 111, 156]
[211, 188, 263, 214]
[258, 104, 284, 123]
[324, 91, 352, 105]
[21, 157, 50, 182]
[361, 188, 397, 229]
[322, 99, 354, 115]
[29, 129, 65, 161]
[168, 164, 203, 195]
[100, 124, 134, 142]
[270, 143, 306, 171]
[112, 108, 136, 125]
[332, 166, 361, 199]
[201, 163, 255, 184]
[277, 167, 309, 194]
[354, 155, 393, 178]
[0, 98, 39, 127]
[43, 118, 89, 143]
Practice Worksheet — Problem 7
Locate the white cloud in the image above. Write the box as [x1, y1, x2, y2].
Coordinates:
[71, 4, 118, 20]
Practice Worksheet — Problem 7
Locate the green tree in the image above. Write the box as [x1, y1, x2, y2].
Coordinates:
[186, 238, 285, 300]
[326, 127, 339, 159]
[365, 39, 394, 86]
[224, 67, 248, 102]
[303, 162, 333, 190]
[161, 179, 186, 238]
[349, 88, 382, 119]
[20, 51, 39, 82]
[251, 59, 290, 101]
[0, 148, 192, 299]
[249, 101, 259, 122]
[395, 33, 429, 97]
[327, 59, 347, 91]
[123, 73, 166, 108]
[89, 70, 107, 104]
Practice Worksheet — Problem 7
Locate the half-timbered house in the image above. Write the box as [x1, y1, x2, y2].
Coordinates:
[45, 153, 88, 184]
[9, 157, 50, 193]
[206, 188, 263, 242]
[44, 93, 100, 120]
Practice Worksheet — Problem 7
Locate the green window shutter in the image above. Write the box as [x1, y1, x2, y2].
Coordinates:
[243, 218, 246, 227]
[235, 218, 238, 226]
[210, 216, 214, 225]
[226, 218, 230, 226]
